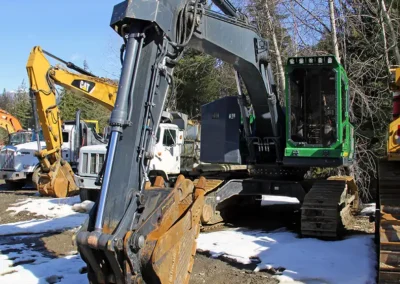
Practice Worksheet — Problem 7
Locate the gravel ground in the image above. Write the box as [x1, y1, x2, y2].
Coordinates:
[0, 186, 44, 224]
[0, 185, 374, 284]
[0, 186, 279, 283]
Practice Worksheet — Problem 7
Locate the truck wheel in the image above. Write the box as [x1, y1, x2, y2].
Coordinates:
[79, 189, 99, 202]
[5, 180, 25, 190]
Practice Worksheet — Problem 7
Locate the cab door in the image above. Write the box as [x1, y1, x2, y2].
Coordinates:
[152, 125, 180, 174]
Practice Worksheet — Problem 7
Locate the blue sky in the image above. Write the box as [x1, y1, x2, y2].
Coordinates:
[0, 0, 123, 91]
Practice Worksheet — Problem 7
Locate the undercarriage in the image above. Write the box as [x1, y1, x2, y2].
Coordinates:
[378, 160, 400, 283]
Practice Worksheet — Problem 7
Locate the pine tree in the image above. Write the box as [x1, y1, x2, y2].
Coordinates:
[11, 80, 33, 129]
[171, 49, 236, 118]
[58, 89, 111, 131]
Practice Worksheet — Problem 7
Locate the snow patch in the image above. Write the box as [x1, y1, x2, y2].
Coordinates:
[72, 200, 95, 214]
[1, 196, 87, 236]
[0, 216, 86, 236]
[197, 228, 376, 283]
[361, 203, 376, 216]
[261, 195, 300, 206]
[0, 242, 86, 283]
[8, 196, 81, 218]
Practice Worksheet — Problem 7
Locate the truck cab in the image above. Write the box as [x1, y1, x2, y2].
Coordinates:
[75, 113, 201, 201]
[8, 130, 34, 146]
[0, 124, 78, 188]
[150, 123, 182, 175]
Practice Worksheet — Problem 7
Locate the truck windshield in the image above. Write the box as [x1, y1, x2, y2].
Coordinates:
[8, 130, 44, 146]
[31, 130, 44, 142]
[288, 67, 337, 147]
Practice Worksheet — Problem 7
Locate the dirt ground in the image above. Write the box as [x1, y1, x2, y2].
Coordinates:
[0, 185, 374, 284]
[0, 187, 44, 224]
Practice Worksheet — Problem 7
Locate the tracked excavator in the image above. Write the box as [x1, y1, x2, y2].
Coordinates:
[26, 46, 117, 197]
[75, 0, 358, 283]
[377, 67, 400, 283]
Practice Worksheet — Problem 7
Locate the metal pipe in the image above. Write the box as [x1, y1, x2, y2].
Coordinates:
[234, 70, 255, 162]
[30, 91, 41, 151]
[94, 28, 142, 231]
[94, 131, 119, 231]
[74, 110, 81, 161]
[109, 31, 140, 133]
[212, 0, 238, 18]
[127, 36, 144, 122]
[42, 49, 97, 77]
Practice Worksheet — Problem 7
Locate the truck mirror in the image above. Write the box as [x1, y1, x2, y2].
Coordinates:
[177, 130, 184, 145]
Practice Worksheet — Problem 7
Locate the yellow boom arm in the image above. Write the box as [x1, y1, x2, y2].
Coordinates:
[26, 46, 117, 197]
[0, 109, 23, 133]
[0, 118, 18, 134]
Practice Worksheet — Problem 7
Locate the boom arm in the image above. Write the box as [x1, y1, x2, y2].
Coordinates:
[77, 1, 284, 283]
[0, 109, 23, 133]
[0, 119, 18, 134]
[26, 46, 117, 197]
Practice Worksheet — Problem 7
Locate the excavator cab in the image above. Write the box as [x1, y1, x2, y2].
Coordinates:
[83, 120, 100, 134]
[283, 55, 354, 167]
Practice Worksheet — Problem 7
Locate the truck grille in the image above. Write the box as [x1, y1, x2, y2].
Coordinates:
[0, 149, 15, 170]
[81, 152, 105, 175]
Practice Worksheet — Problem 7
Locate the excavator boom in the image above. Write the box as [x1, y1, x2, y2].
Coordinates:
[0, 119, 17, 134]
[0, 109, 23, 133]
[76, 0, 282, 283]
[77, 0, 357, 283]
[26, 46, 117, 197]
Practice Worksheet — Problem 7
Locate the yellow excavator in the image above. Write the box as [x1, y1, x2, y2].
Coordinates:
[378, 67, 400, 283]
[0, 109, 23, 134]
[26, 46, 117, 198]
[0, 109, 26, 146]
[0, 119, 19, 135]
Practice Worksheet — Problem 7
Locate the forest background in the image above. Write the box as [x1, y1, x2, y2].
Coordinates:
[1, 0, 398, 200]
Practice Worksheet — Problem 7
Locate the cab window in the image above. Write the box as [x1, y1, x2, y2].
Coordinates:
[156, 128, 161, 143]
[163, 129, 176, 146]
[62, 132, 69, 142]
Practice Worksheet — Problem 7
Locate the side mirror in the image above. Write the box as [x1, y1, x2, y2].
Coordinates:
[177, 130, 184, 145]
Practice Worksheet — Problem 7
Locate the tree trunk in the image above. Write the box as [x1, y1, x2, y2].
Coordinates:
[379, 0, 400, 65]
[264, 0, 285, 99]
[376, 0, 391, 73]
[328, 0, 340, 62]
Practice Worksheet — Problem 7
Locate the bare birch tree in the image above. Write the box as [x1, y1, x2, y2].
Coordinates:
[328, 0, 340, 61]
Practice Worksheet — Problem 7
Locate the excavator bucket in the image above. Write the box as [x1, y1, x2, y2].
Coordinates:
[77, 175, 207, 284]
[35, 161, 79, 197]
[142, 176, 206, 283]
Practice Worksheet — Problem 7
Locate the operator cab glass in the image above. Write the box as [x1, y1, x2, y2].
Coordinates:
[86, 122, 98, 133]
[287, 57, 338, 147]
[284, 56, 354, 167]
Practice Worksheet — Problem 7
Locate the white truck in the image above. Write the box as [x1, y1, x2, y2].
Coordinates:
[75, 112, 201, 201]
[0, 112, 105, 189]
[0, 124, 78, 189]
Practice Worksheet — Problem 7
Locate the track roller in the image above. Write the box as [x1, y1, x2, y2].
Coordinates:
[301, 176, 359, 238]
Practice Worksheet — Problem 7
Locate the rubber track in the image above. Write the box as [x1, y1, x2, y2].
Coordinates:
[301, 179, 353, 238]
[378, 160, 400, 283]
